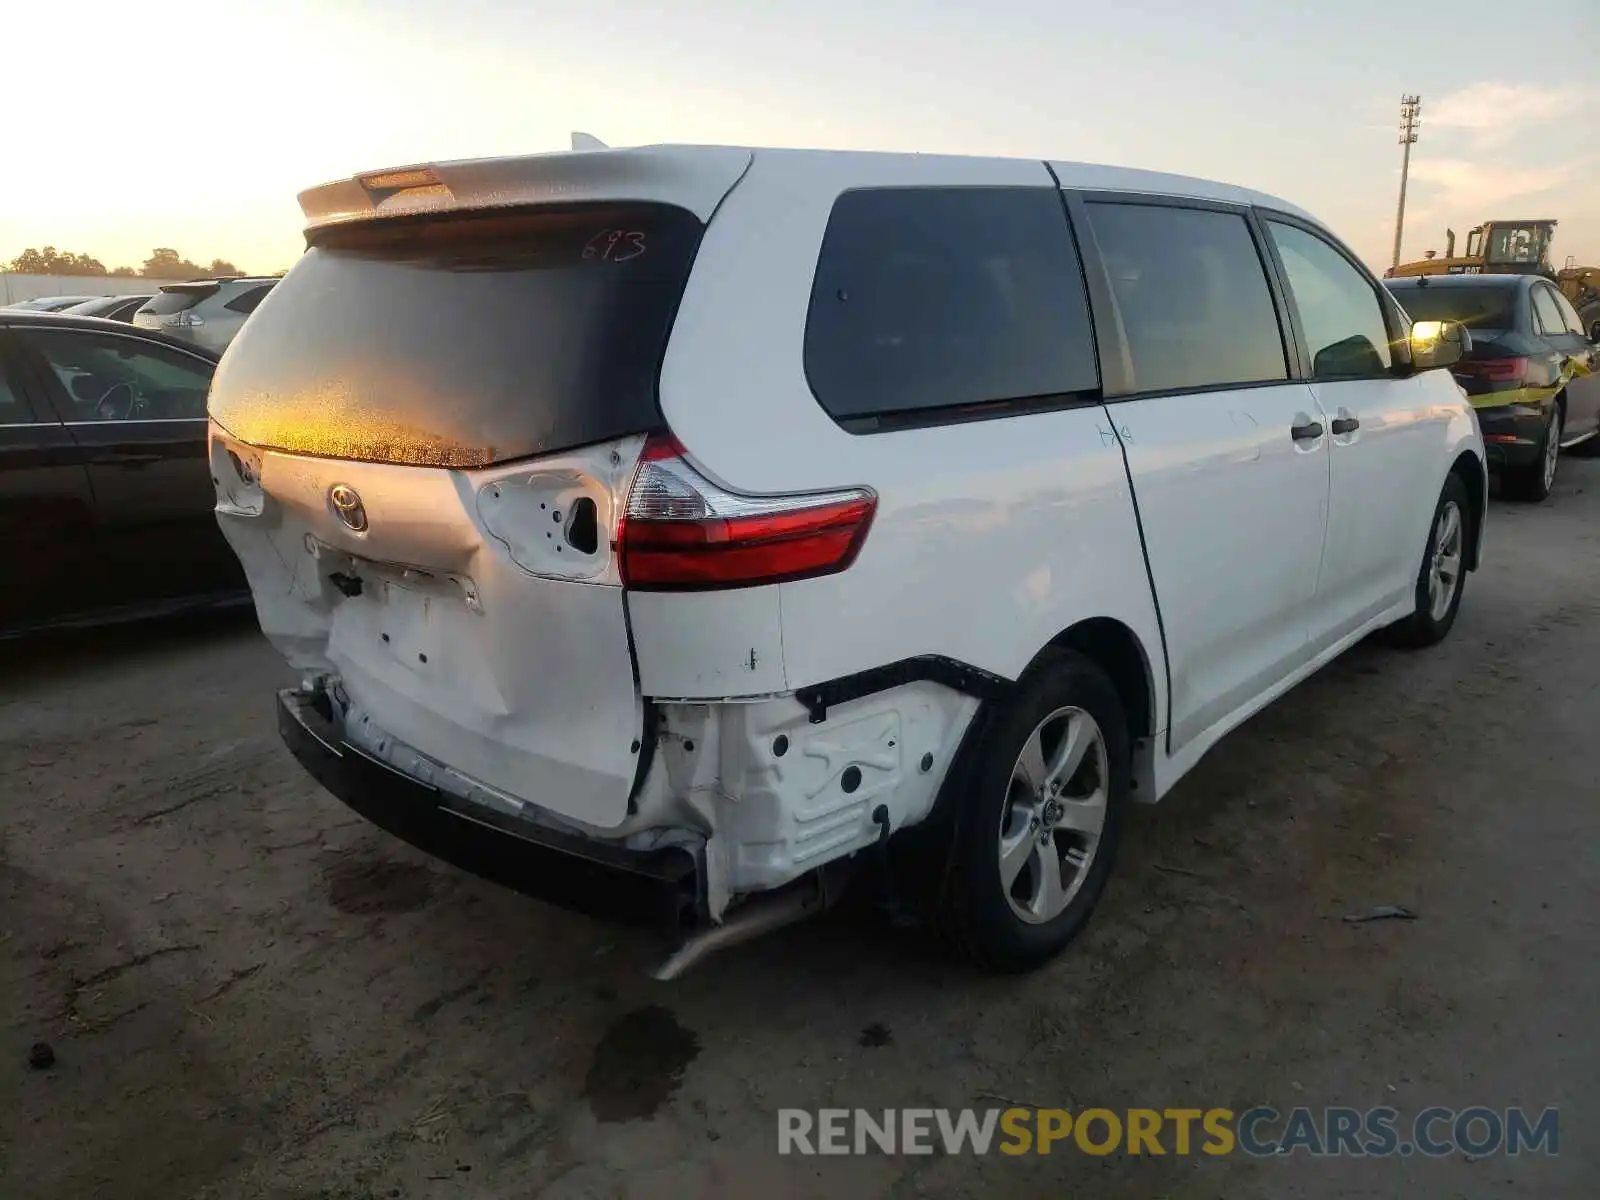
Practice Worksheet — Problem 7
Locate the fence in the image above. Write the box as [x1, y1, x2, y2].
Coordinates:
[1, 274, 188, 305]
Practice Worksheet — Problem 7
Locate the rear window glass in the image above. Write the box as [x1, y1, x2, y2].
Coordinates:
[1386, 284, 1517, 330]
[804, 187, 1099, 428]
[224, 284, 274, 314]
[208, 202, 703, 468]
[1087, 203, 1288, 393]
[142, 284, 219, 315]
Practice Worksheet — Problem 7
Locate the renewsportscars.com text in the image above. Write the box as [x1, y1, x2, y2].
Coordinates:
[778, 1106, 1560, 1158]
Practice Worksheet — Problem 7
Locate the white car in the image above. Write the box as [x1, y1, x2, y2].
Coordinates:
[208, 145, 1486, 976]
[132, 277, 279, 353]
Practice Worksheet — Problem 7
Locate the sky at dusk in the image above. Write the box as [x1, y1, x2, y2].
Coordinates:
[8, 0, 1598, 276]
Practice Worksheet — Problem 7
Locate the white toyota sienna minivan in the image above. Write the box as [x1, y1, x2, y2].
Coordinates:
[209, 144, 1486, 977]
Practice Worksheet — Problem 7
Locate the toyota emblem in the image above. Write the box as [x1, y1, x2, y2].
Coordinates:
[328, 484, 368, 532]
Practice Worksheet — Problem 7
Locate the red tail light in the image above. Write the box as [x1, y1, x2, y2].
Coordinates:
[619, 433, 877, 590]
[1453, 357, 1529, 383]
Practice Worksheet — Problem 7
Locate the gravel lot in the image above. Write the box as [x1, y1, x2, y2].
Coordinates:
[4, 463, 1598, 1200]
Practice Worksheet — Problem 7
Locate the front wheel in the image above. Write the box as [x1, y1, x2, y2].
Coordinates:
[938, 649, 1129, 972]
[1390, 473, 1470, 648]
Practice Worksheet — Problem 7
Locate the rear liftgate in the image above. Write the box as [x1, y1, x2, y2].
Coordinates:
[215, 431, 654, 833]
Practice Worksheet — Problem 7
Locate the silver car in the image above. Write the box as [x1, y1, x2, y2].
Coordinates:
[132, 277, 278, 353]
[3, 295, 107, 312]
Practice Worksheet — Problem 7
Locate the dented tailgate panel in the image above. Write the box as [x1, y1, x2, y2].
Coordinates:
[213, 429, 647, 829]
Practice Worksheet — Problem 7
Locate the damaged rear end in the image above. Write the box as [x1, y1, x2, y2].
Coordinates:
[211, 149, 751, 936]
[211, 147, 973, 973]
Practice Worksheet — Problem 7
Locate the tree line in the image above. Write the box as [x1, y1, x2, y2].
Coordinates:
[6, 246, 248, 279]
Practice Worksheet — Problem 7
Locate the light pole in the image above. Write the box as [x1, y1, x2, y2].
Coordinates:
[1392, 95, 1422, 270]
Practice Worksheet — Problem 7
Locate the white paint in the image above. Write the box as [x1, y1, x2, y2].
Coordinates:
[1116, 384, 1329, 753]
[214, 428, 647, 829]
[657, 149, 1167, 722]
[1308, 374, 1465, 648]
[630, 587, 788, 696]
[219, 142, 1486, 927]
[297, 144, 753, 232]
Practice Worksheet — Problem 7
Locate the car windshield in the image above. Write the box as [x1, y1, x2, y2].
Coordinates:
[1390, 285, 1517, 331]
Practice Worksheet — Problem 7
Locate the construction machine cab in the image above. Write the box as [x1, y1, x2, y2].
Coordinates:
[1465, 219, 1556, 274]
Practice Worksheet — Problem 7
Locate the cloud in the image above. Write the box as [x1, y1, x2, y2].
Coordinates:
[1398, 157, 1594, 258]
[1409, 157, 1577, 213]
[1426, 82, 1591, 148]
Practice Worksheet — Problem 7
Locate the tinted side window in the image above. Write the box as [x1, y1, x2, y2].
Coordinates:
[805, 187, 1099, 424]
[224, 285, 274, 315]
[1086, 203, 1287, 393]
[1266, 221, 1393, 378]
[1531, 286, 1568, 338]
[0, 358, 37, 425]
[26, 331, 214, 421]
[1551, 291, 1587, 337]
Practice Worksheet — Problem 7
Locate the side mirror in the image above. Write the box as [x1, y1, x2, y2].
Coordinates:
[1410, 319, 1469, 371]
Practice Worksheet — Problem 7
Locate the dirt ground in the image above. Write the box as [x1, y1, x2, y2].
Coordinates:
[3, 463, 1598, 1200]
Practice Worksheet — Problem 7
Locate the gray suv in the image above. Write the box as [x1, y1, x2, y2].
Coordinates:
[132, 277, 278, 353]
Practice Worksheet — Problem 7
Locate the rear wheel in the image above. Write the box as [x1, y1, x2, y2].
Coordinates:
[1390, 473, 1470, 648]
[1503, 404, 1561, 501]
[938, 649, 1129, 972]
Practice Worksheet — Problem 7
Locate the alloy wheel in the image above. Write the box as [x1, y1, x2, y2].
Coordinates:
[998, 706, 1110, 924]
[1428, 500, 1464, 622]
[1542, 409, 1561, 494]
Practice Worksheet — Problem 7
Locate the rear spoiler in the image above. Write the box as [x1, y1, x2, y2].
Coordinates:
[296, 145, 753, 237]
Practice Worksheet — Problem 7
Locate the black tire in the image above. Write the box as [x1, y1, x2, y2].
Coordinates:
[1502, 403, 1561, 501]
[938, 648, 1130, 972]
[1390, 472, 1471, 649]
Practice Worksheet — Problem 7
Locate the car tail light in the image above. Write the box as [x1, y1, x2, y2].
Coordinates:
[1453, 356, 1528, 382]
[163, 312, 206, 327]
[619, 433, 876, 590]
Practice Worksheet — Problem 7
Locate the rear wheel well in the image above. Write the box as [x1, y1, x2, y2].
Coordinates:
[1449, 450, 1485, 570]
[1041, 618, 1155, 741]
[898, 621, 1157, 911]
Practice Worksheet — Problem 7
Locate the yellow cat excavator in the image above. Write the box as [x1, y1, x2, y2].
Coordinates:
[1387, 218, 1600, 340]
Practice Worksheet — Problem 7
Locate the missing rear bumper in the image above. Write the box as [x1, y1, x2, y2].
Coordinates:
[277, 687, 706, 935]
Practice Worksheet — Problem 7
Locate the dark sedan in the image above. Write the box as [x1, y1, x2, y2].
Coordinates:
[0, 312, 248, 636]
[1386, 273, 1600, 502]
